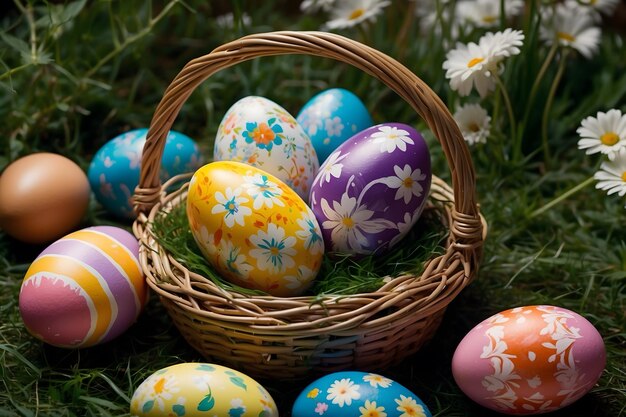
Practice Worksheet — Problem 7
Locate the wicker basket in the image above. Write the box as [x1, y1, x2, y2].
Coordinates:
[132, 31, 486, 380]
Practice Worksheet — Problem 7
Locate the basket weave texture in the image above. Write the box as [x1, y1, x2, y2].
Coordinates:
[132, 31, 486, 380]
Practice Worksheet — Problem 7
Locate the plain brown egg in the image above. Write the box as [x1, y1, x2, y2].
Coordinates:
[0, 153, 91, 244]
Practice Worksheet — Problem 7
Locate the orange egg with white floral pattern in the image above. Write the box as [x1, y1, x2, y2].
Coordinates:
[452, 305, 605, 415]
[186, 161, 324, 296]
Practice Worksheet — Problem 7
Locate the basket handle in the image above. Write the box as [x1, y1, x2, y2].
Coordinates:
[135, 31, 482, 244]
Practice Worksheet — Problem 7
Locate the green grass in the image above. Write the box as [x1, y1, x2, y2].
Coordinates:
[151, 194, 447, 296]
[1, 1, 625, 416]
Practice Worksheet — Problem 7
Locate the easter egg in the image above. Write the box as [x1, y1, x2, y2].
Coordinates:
[130, 363, 278, 417]
[452, 305, 606, 415]
[213, 96, 319, 201]
[19, 226, 147, 348]
[309, 123, 431, 255]
[0, 153, 90, 244]
[292, 371, 432, 417]
[88, 128, 203, 219]
[297, 88, 373, 164]
[186, 161, 324, 296]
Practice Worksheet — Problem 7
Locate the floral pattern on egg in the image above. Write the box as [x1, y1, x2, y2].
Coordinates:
[88, 128, 203, 219]
[214, 96, 319, 202]
[452, 305, 606, 415]
[187, 161, 324, 296]
[130, 363, 278, 417]
[309, 123, 431, 255]
[292, 371, 432, 417]
[296, 88, 373, 164]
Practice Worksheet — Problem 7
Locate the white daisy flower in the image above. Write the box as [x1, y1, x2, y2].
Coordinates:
[249, 224, 297, 273]
[395, 395, 426, 417]
[148, 375, 180, 412]
[363, 373, 393, 388]
[565, 0, 619, 21]
[320, 193, 395, 253]
[296, 214, 324, 254]
[371, 125, 415, 153]
[359, 400, 387, 417]
[301, 0, 336, 13]
[197, 225, 218, 257]
[326, 378, 361, 407]
[577, 109, 626, 160]
[314, 151, 349, 186]
[594, 150, 626, 197]
[211, 187, 252, 228]
[379, 164, 426, 204]
[539, 4, 601, 59]
[242, 173, 285, 210]
[454, 103, 492, 145]
[456, 0, 525, 28]
[192, 374, 212, 390]
[325, 116, 344, 137]
[443, 29, 524, 97]
[324, 0, 391, 30]
[389, 211, 420, 248]
[221, 239, 254, 277]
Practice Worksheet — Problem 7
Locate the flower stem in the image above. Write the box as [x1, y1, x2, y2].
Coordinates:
[541, 49, 569, 169]
[529, 175, 595, 218]
[517, 42, 559, 154]
[494, 74, 516, 159]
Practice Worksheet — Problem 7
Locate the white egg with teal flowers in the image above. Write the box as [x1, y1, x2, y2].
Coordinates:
[292, 371, 432, 417]
[88, 128, 204, 219]
[213, 96, 319, 202]
[130, 363, 278, 417]
[296, 88, 373, 164]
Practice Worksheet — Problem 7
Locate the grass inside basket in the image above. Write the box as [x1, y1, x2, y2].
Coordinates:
[151, 195, 448, 296]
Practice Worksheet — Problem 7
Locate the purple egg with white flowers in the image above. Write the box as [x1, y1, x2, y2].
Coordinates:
[309, 123, 431, 255]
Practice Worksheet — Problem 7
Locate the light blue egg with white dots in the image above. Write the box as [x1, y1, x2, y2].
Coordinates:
[88, 128, 204, 219]
[296, 88, 373, 164]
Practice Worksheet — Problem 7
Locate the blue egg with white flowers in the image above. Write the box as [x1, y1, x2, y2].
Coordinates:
[297, 88, 373, 164]
[88, 128, 204, 219]
[292, 371, 432, 417]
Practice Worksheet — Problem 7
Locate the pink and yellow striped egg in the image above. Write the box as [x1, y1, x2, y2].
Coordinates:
[19, 226, 147, 348]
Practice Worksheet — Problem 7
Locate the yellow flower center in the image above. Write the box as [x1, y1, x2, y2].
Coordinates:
[467, 57, 484, 68]
[557, 31, 576, 42]
[342, 217, 354, 228]
[621, 171, 626, 182]
[153, 378, 166, 394]
[270, 247, 280, 256]
[482, 15, 497, 23]
[403, 177, 414, 188]
[600, 132, 619, 146]
[349, 8, 365, 20]
[468, 122, 481, 132]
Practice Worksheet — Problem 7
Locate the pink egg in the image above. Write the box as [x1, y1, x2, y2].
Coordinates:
[19, 226, 147, 348]
[452, 305, 605, 415]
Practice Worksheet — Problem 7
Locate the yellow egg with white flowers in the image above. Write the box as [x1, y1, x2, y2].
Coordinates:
[186, 161, 324, 296]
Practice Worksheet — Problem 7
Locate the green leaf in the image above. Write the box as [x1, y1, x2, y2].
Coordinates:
[0, 33, 30, 57]
[142, 400, 154, 413]
[197, 393, 215, 412]
[172, 404, 186, 416]
[59, 0, 87, 22]
[228, 376, 247, 391]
